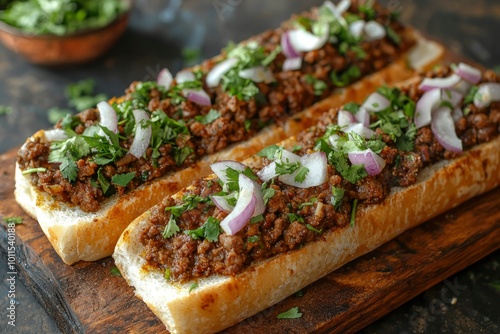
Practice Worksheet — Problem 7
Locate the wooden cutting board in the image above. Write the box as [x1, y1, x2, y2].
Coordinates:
[0, 144, 499, 334]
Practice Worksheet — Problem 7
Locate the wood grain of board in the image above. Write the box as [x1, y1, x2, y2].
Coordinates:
[0, 144, 499, 334]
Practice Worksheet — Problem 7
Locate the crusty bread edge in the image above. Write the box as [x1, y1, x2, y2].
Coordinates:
[14, 31, 444, 265]
[114, 133, 500, 334]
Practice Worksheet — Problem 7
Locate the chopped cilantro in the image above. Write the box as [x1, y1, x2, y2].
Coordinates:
[298, 198, 318, 210]
[164, 268, 171, 280]
[247, 235, 260, 243]
[305, 74, 328, 96]
[66, 79, 108, 111]
[358, 0, 376, 20]
[386, 26, 401, 45]
[277, 307, 302, 319]
[97, 168, 110, 194]
[250, 214, 264, 224]
[331, 187, 345, 210]
[0, 105, 12, 116]
[111, 172, 136, 187]
[257, 145, 281, 160]
[287, 213, 304, 223]
[4, 216, 23, 225]
[174, 146, 194, 166]
[244, 119, 252, 132]
[182, 47, 201, 66]
[262, 183, 276, 204]
[350, 199, 358, 227]
[194, 109, 220, 124]
[464, 85, 479, 105]
[294, 166, 310, 183]
[331, 65, 361, 87]
[292, 145, 302, 153]
[21, 167, 47, 175]
[343, 102, 361, 114]
[189, 282, 198, 292]
[162, 216, 180, 239]
[185, 217, 221, 243]
[306, 224, 322, 234]
[48, 107, 72, 125]
[110, 267, 121, 277]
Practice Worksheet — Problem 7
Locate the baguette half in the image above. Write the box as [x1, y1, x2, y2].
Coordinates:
[14, 32, 443, 265]
[114, 127, 500, 334]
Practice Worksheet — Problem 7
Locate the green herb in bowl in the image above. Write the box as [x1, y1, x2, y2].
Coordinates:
[0, 0, 128, 36]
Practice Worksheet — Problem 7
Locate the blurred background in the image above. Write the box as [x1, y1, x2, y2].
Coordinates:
[0, 0, 499, 333]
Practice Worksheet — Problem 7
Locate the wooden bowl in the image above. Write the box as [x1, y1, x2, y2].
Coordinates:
[0, 12, 130, 66]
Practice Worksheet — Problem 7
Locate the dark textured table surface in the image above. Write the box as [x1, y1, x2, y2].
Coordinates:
[1, 0, 499, 333]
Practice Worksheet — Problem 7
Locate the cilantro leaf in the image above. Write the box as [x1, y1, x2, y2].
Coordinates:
[331, 186, 345, 210]
[162, 216, 180, 239]
[111, 172, 136, 187]
[257, 145, 281, 160]
[184, 216, 221, 243]
[0, 105, 12, 116]
[60, 157, 78, 182]
[194, 109, 221, 125]
[294, 166, 310, 183]
[4, 216, 23, 225]
[331, 66, 361, 87]
[110, 267, 121, 277]
[97, 168, 110, 194]
[247, 235, 260, 243]
[343, 102, 361, 114]
[277, 307, 302, 319]
[287, 213, 305, 223]
[306, 224, 322, 234]
[305, 74, 328, 96]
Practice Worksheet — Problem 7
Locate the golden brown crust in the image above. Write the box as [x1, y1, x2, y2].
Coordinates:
[114, 130, 500, 334]
[14, 32, 444, 265]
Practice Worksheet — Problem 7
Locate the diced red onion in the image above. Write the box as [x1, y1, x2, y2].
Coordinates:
[206, 58, 238, 88]
[451, 107, 463, 123]
[348, 149, 386, 176]
[338, 110, 356, 127]
[453, 79, 472, 95]
[210, 160, 246, 184]
[473, 83, 500, 109]
[418, 74, 462, 92]
[441, 89, 463, 107]
[343, 123, 375, 139]
[328, 134, 341, 148]
[281, 31, 300, 58]
[157, 68, 173, 90]
[364, 21, 386, 41]
[129, 109, 152, 159]
[362, 92, 390, 112]
[211, 193, 236, 213]
[220, 173, 264, 235]
[431, 107, 463, 153]
[283, 57, 303, 71]
[239, 66, 275, 83]
[354, 107, 370, 127]
[175, 70, 195, 84]
[322, 1, 348, 26]
[288, 21, 330, 52]
[220, 187, 256, 235]
[97, 101, 118, 141]
[414, 89, 441, 128]
[257, 161, 277, 183]
[455, 63, 482, 84]
[278, 152, 328, 188]
[349, 20, 365, 38]
[44, 129, 68, 142]
[183, 89, 211, 106]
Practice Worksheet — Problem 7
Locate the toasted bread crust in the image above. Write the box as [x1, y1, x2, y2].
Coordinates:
[114, 130, 500, 334]
[14, 32, 444, 264]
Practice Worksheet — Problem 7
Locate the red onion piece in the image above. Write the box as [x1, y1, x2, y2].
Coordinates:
[157, 68, 173, 90]
[322, 0, 349, 26]
[343, 123, 375, 139]
[336, 0, 352, 15]
[175, 70, 195, 84]
[431, 107, 463, 153]
[257, 161, 277, 183]
[328, 134, 341, 148]
[418, 74, 462, 92]
[281, 31, 300, 58]
[453, 79, 472, 95]
[210, 160, 246, 184]
[44, 129, 68, 142]
[364, 21, 386, 41]
[455, 63, 482, 84]
[338, 110, 356, 127]
[288, 22, 330, 52]
[362, 92, 391, 112]
[220, 187, 256, 235]
[206, 58, 238, 88]
[97, 101, 118, 141]
[129, 109, 152, 159]
[279, 151, 328, 188]
[239, 66, 275, 83]
[451, 107, 463, 123]
[348, 148, 386, 176]
[184, 89, 211, 106]
[349, 20, 365, 38]
[473, 83, 500, 109]
[283, 57, 303, 71]
[211, 193, 236, 213]
[441, 89, 463, 107]
[415, 89, 439, 128]
[354, 107, 370, 127]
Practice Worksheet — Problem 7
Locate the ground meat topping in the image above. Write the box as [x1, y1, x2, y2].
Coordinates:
[17, 1, 414, 213]
[140, 68, 500, 283]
